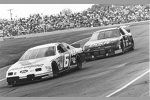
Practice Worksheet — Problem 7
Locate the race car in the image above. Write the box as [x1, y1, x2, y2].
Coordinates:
[6, 42, 83, 86]
[83, 26, 134, 61]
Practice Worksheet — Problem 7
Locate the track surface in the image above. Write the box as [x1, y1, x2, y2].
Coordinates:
[0, 22, 149, 97]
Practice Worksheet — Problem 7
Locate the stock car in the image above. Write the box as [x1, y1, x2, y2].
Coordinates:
[83, 26, 134, 61]
[6, 42, 83, 86]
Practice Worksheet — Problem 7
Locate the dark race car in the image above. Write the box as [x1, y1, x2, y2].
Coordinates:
[83, 26, 135, 61]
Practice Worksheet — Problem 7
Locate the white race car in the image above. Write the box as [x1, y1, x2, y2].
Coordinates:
[6, 42, 83, 86]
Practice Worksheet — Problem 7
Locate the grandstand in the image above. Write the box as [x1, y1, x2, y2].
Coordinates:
[0, 4, 149, 37]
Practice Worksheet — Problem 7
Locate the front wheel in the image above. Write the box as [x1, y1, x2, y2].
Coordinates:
[11, 81, 18, 87]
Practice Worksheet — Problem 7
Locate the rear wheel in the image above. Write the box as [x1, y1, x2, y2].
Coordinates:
[11, 81, 18, 87]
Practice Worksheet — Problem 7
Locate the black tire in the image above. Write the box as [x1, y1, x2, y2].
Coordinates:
[76, 56, 82, 70]
[130, 39, 135, 51]
[120, 39, 125, 54]
[51, 62, 59, 77]
[8, 82, 11, 85]
[12, 81, 18, 87]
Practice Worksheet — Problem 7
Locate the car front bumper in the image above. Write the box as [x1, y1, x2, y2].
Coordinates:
[7, 72, 53, 85]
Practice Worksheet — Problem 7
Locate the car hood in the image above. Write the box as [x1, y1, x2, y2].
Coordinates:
[7, 56, 57, 72]
[84, 37, 121, 50]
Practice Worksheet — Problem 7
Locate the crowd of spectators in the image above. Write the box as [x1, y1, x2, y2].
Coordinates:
[0, 4, 149, 37]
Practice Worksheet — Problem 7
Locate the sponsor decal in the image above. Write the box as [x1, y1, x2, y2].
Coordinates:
[56, 57, 63, 70]
[23, 64, 44, 69]
[10, 64, 44, 71]
[89, 39, 118, 48]
[20, 70, 28, 73]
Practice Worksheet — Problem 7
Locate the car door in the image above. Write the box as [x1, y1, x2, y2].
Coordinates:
[123, 28, 133, 47]
[57, 44, 71, 70]
[120, 28, 129, 48]
[62, 43, 77, 67]
[65, 44, 77, 66]
[125, 29, 133, 46]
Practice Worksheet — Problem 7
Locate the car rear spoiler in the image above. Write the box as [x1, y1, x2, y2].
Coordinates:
[119, 25, 131, 33]
[119, 25, 130, 28]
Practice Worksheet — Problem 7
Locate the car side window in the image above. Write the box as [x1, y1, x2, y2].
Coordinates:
[112, 29, 121, 37]
[62, 43, 70, 50]
[119, 28, 125, 35]
[98, 31, 105, 40]
[57, 44, 67, 53]
[45, 47, 56, 57]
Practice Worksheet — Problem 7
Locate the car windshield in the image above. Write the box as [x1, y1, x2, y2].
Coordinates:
[19, 46, 56, 61]
[90, 29, 120, 41]
[98, 29, 120, 40]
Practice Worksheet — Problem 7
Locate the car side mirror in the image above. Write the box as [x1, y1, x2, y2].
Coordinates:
[126, 29, 130, 33]
[67, 46, 70, 49]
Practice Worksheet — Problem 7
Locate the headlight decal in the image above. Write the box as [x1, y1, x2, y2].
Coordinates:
[8, 72, 13, 76]
[20, 70, 28, 74]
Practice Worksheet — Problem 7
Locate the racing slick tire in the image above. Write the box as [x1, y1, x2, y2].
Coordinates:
[11, 81, 18, 87]
[130, 38, 135, 51]
[7, 79, 18, 86]
[52, 62, 59, 78]
[76, 55, 82, 70]
[8, 82, 14, 86]
[120, 39, 125, 54]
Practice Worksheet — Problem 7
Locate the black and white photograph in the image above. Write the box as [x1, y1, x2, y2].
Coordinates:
[0, 0, 149, 97]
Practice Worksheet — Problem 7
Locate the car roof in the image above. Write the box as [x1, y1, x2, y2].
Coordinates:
[94, 27, 119, 34]
[29, 42, 60, 50]
[89, 27, 121, 41]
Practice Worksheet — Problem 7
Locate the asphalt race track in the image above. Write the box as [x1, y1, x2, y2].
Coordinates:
[0, 21, 149, 97]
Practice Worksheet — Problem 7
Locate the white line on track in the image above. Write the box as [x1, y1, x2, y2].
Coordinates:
[0, 78, 6, 82]
[106, 69, 150, 97]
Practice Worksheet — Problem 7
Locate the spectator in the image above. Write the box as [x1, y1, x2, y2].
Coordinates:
[0, 4, 149, 36]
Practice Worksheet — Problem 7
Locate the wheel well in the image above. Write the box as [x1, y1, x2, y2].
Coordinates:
[51, 61, 59, 72]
